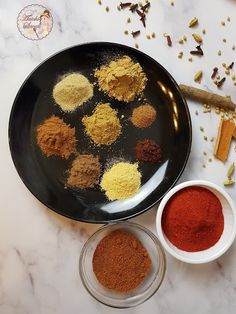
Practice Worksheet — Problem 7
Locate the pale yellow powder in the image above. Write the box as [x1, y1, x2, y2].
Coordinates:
[94, 56, 147, 102]
[53, 73, 93, 112]
[100, 162, 141, 200]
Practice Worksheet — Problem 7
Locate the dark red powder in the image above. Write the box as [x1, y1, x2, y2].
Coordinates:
[135, 139, 161, 162]
[161, 186, 224, 252]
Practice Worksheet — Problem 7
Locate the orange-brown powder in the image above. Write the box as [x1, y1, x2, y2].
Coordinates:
[131, 104, 157, 128]
[92, 230, 152, 292]
[36, 115, 76, 159]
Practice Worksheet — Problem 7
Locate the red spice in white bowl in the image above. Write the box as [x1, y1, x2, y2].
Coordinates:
[156, 180, 236, 264]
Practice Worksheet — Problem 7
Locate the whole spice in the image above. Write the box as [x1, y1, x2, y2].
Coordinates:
[211, 67, 218, 79]
[214, 119, 235, 161]
[228, 62, 234, 69]
[189, 17, 198, 28]
[95, 56, 147, 102]
[135, 139, 161, 162]
[227, 162, 235, 178]
[53, 73, 93, 112]
[224, 178, 235, 186]
[190, 45, 204, 56]
[166, 35, 172, 47]
[217, 77, 226, 88]
[141, 2, 150, 12]
[131, 30, 140, 37]
[136, 9, 146, 27]
[162, 186, 224, 252]
[192, 33, 202, 44]
[92, 230, 152, 292]
[67, 154, 101, 189]
[131, 104, 157, 128]
[120, 2, 131, 9]
[36, 115, 76, 159]
[100, 162, 141, 200]
[194, 70, 203, 83]
[130, 3, 138, 12]
[82, 103, 121, 146]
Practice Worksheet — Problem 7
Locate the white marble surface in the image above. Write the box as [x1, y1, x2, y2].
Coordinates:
[1, 0, 236, 313]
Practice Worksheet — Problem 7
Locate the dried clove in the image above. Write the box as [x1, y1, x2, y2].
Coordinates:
[120, 2, 132, 9]
[141, 2, 150, 12]
[130, 3, 138, 12]
[211, 67, 218, 79]
[136, 9, 146, 27]
[131, 30, 141, 37]
[228, 62, 234, 69]
[136, 9, 145, 18]
[167, 35, 172, 47]
[190, 45, 204, 56]
[217, 77, 226, 87]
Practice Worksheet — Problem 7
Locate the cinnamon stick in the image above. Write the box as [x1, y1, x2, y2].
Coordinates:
[214, 119, 235, 162]
[179, 84, 236, 111]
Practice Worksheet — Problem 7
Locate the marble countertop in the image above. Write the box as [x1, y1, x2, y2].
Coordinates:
[1, 0, 236, 313]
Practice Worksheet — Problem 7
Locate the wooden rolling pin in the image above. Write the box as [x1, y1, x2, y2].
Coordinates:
[179, 84, 236, 111]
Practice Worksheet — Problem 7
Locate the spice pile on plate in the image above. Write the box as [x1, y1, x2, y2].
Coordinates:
[36, 115, 77, 159]
[35, 55, 162, 201]
[94, 55, 147, 102]
[92, 230, 152, 292]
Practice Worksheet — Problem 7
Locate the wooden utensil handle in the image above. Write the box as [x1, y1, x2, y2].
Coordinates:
[179, 84, 236, 111]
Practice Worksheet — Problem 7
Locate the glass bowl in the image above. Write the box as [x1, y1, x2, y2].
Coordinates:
[79, 221, 166, 308]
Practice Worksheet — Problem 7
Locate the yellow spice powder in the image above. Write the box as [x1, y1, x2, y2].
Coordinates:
[53, 73, 93, 112]
[100, 162, 141, 200]
[82, 103, 121, 145]
[94, 56, 147, 102]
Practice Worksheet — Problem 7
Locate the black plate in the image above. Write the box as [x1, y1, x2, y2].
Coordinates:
[9, 42, 191, 223]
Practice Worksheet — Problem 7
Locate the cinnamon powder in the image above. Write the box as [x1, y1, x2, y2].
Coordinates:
[92, 230, 152, 292]
[36, 115, 76, 159]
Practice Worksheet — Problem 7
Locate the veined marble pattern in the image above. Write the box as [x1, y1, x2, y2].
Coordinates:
[0, 0, 236, 313]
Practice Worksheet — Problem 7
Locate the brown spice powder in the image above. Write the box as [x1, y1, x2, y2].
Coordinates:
[67, 154, 101, 189]
[131, 104, 156, 128]
[135, 139, 161, 162]
[92, 230, 152, 292]
[36, 115, 76, 159]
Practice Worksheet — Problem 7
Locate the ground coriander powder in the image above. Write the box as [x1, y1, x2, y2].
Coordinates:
[82, 103, 121, 145]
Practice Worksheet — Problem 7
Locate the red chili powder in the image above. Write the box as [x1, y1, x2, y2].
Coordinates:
[161, 186, 224, 252]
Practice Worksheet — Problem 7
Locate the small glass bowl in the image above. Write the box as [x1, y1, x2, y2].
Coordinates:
[79, 221, 166, 308]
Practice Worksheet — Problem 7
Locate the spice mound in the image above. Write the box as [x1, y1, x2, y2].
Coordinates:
[82, 103, 121, 145]
[100, 162, 141, 200]
[67, 154, 101, 189]
[36, 115, 76, 159]
[131, 104, 157, 128]
[162, 186, 224, 252]
[93, 230, 152, 292]
[53, 73, 93, 112]
[94, 56, 147, 102]
[135, 139, 161, 162]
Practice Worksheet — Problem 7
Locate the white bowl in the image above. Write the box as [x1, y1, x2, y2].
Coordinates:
[156, 180, 236, 264]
